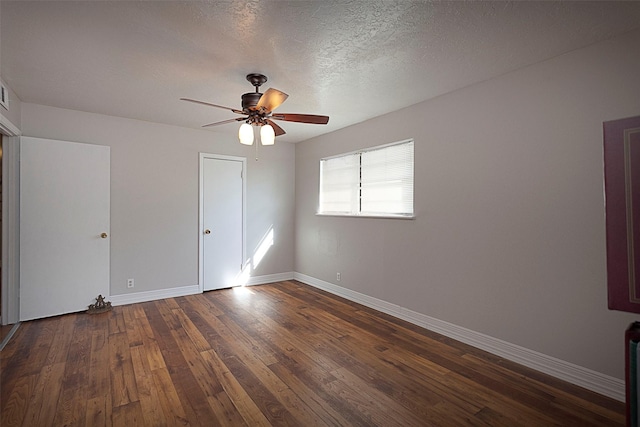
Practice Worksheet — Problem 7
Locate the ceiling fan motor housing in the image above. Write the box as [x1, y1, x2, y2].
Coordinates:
[241, 92, 262, 111]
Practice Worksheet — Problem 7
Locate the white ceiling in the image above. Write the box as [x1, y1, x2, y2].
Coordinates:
[2, 1, 640, 143]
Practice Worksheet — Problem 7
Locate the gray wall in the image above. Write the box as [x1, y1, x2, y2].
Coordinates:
[21, 103, 295, 296]
[295, 28, 640, 379]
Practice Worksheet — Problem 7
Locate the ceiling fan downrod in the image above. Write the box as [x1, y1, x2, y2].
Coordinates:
[246, 73, 267, 91]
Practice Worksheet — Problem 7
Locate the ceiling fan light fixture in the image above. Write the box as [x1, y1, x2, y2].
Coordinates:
[260, 124, 275, 145]
[238, 122, 254, 145]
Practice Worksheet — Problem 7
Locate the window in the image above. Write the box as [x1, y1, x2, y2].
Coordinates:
[318, 139, 414, 218]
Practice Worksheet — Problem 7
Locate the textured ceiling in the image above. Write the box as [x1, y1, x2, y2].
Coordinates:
[2, 1, 640, 143]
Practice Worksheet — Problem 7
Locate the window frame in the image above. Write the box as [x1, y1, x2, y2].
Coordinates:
[317, 138, 415, 219]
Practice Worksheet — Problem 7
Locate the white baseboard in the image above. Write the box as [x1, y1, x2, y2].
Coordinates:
[107, 271, 295, 307]
[293, 272, 625, 402]
[109, 284, 200, 306]
[245, 271, 295, 286]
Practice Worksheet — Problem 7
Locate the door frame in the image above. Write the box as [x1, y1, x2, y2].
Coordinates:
[1, 137, 20, 325]
[198, 153, 247, 293]
[1, 113, 21, 325]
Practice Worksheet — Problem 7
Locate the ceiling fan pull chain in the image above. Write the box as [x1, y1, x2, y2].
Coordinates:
[255, 138, 259, 161]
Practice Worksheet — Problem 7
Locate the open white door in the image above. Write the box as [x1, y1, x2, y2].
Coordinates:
[201, 154, 245, 291]
[20, 137, 110, 321]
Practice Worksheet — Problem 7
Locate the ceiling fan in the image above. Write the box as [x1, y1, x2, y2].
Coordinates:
[181, 73, 329, 146]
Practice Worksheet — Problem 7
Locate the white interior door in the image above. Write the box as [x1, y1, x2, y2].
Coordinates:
[20, 137, 110, 321]
[202, 156, 244, 291]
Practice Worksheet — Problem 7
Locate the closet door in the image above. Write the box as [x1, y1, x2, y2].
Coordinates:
[20, 137, 110, 321]
[201, 156, 244, 291]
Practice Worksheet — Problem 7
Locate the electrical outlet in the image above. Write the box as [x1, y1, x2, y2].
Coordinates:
[127, 278, 134, 288]
[337, 272, 341, 281]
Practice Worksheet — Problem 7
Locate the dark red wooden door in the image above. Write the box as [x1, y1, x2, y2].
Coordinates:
[604, 115, 640, 313]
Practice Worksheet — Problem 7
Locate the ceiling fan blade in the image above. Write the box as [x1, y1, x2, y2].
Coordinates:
[270, 113, 329, 125]
[266, 119, 286, 136]
[256, 88, 289, 113]
[181, 98, 244, 115]
[202, 117, 247, 128]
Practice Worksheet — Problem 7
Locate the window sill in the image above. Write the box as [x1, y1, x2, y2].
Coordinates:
[316, 213, 415, 220]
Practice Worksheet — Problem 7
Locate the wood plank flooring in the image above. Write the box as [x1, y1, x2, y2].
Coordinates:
[1, 280, 625, 426]
[0, 323, 16, 345]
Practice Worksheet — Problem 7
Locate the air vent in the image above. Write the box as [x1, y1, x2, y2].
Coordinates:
[0, 83, 8, 110]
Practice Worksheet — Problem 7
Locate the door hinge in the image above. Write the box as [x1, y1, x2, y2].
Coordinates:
[240, 170, 243, 179]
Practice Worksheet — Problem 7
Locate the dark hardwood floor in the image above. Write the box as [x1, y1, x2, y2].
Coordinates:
[1, 280, 625, 426]
[0, 323, 16, 344]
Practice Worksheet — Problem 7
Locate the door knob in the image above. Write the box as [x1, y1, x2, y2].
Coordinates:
[100, 232, 108, 239]
[204, 229, 211, 235]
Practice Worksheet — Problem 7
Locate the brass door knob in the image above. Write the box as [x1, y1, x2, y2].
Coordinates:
[100, 232, 108, 239]
[204, 229, 211, 235]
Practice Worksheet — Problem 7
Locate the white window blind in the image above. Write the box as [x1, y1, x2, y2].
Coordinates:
[319, 139, 414, 217]
[319, 153, 360, 214]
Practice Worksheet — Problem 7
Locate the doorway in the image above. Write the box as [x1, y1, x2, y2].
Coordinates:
[199, 154, 246, 292]
[0, 134, 3, 323]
